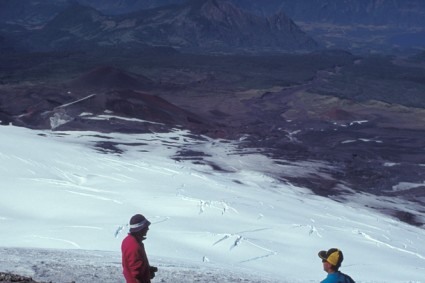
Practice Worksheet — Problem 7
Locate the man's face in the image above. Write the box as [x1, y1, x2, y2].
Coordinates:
[322, 260, 332, 273]
[141, 227, 149, 237]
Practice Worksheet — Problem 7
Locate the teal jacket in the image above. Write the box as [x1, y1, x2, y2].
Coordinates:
[321, 271, 355, 283]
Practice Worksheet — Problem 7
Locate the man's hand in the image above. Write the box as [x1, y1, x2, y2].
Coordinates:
[149, 266, 158, 279]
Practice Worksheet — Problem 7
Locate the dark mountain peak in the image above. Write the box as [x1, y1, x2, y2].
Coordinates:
[176, 0, 318, 51]
[68, 66, 154, 91]
[191, 0, 254, 27]
[268, 10, 296, 31]
[184, 0, 249, 20]
[270, 9, 291, 20]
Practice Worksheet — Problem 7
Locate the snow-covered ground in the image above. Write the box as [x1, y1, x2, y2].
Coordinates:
[1, 125, 424, 282]
[0, 247, 281, 283]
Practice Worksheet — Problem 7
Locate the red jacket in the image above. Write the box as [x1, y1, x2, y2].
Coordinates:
[121, 234, 151, 283]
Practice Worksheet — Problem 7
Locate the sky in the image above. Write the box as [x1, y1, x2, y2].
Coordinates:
[1, 124, 425, 282]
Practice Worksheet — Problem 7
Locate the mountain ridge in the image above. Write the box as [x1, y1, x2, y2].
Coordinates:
[2, 0, 424, 54]
[6, 0, 318, 54]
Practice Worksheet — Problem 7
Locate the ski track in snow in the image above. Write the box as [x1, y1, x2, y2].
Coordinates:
[354, 230, 425, 260]
[26, 236, 81, 249]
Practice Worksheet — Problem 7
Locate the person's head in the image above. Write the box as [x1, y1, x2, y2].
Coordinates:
[129, 214, 151, 239]
[318, 248, 344, 273]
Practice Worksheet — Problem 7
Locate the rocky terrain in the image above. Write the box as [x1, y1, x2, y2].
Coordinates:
[1, 47, 424, 226]
[0, 272, 57, 283]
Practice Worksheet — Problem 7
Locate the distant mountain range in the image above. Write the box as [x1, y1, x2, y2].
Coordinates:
[232, 0, 425, 27]
[4, 0, 423, 27]
[1, 0, 424, 54]
[2, 0, 318, 54]
[83, 0, 425, 28]
[239, 0, 425, 54]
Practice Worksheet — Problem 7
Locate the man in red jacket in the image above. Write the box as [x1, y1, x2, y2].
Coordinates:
[121, 214, 157, 283]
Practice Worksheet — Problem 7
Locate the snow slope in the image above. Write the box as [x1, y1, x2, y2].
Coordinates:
[0, 125, 424, 282]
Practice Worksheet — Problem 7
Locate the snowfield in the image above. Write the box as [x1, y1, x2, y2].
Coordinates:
[0, 125, 424, 282]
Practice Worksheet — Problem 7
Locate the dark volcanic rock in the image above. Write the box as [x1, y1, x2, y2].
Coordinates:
[1, 83, 213, 134]
[0, 272, 45, 283]
[68, 66, 154, 91]
[0, 109, 12, 125]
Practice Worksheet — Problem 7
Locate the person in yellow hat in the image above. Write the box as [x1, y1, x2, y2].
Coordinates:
[318, 248, 355, 283]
